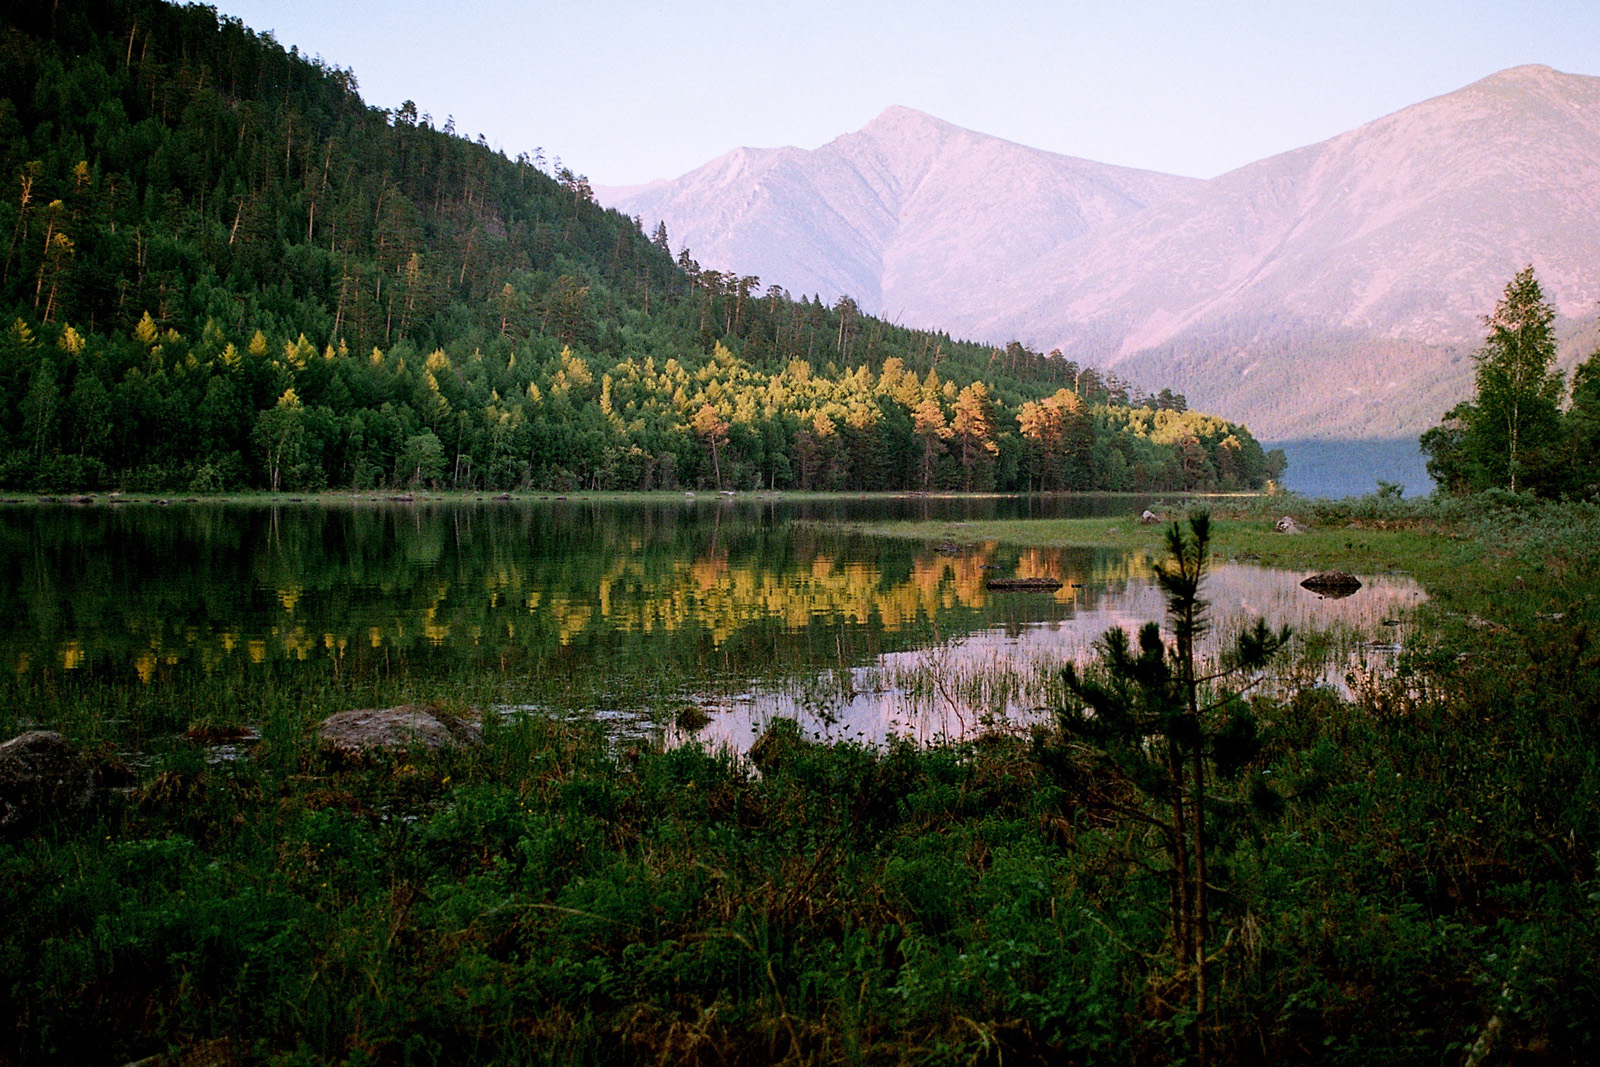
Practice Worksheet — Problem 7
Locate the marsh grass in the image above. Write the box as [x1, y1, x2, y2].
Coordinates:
[726, 588, 1417, 748]
[4, 494, 1600, 1064]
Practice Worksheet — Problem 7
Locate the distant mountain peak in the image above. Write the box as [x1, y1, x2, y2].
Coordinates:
[863, 104, 944, 127]
[853, 105, 967, 141]
[1443, 63, 1600, 112]
[827, 105, 962, 161]
[1479, 62, 1566, 83]
[597, 108, 1197, 322]
[597, 66, 1600, 441]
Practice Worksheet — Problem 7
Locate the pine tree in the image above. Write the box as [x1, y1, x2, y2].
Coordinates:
[1565, 346, 1600, 495]
[1046, 513, 1290, 1064]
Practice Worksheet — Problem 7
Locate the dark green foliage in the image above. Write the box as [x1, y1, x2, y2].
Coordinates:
[0, 683, 1150, 1065]
[1422, 266, 1580, 497]
[1048, 513, 1290, 1063]
[4, 491, 1600, 1067]
[0, 0, 1273, 495]
[1563, 347, 1600, 496]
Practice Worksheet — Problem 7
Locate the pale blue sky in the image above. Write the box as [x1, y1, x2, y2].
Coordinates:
[211, 1, 1600, 185]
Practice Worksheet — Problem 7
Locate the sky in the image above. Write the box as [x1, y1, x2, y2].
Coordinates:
[209, 0, 1600, 187]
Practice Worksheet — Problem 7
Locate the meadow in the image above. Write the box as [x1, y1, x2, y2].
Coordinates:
[2, 491, 1597, 1066]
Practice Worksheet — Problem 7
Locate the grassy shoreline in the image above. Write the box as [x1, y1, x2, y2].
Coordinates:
[3, 493, 1598, 1065]
[811, 496, 1467, 597]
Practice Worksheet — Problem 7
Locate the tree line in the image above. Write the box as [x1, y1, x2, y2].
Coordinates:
[0, 0, 1284, 494]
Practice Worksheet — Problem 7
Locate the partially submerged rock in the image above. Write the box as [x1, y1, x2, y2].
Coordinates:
[985, 577, 1064, 591]
[1300, 570, 1363, 596]
[0, 730, 96, 832]
[749, 717, 812, 771]
[317, 704, 481, 759]
[674, 704, 713, 731]
[1275, 516, 1311, 534]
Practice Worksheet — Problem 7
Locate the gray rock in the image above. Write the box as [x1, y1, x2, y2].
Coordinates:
[317, 704, 481, 759]
[1274, 515, 1311, 534]
[0, 730, 96, 832]
[1140, 509, 1162, 525]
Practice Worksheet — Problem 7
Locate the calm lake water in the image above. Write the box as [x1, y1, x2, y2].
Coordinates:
[0, 495, 1424, 746]
[1272, 438, 1434, 498]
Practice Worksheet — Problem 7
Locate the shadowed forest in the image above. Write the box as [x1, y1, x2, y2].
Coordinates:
[0, 0, 1281, 497]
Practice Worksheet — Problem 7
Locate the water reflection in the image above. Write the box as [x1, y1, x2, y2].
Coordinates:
[0, 499, 1425, 749]
[0, 498, 1154, 680]
[671, 563, 1425, 751]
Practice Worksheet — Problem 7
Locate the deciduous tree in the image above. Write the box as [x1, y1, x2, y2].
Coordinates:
[1423, 267, 1564, 493]
[950, 381, 998, 491]
[910, 396, 950, 491]
[692, 402, 730, 489]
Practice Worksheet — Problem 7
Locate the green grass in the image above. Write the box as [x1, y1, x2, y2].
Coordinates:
[819, 492, 1481, 595]
[3, 492, 1600, 1065]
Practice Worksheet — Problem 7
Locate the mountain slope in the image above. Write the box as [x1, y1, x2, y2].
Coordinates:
[608, 68, 1600, 441]
[977, 65, 1600, 437]
[597, 107, 1198, 325]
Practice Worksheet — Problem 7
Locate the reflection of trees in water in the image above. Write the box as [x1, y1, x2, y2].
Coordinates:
[689, 562, 1429, 753]
[0, 504, 1406, 685]
[1, 501, 1403, 689]
[0, 502, 1144, 680]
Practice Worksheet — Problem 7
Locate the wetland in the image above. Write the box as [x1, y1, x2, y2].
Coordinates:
[2, 491, 1597, 1066]
[0, 494, 1421, 750]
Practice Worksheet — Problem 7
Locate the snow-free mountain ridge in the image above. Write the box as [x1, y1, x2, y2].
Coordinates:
[598, 106, 1197, 322]
[598, 67, 1600, 442]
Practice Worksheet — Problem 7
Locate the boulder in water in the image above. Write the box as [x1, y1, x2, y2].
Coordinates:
[1300, 570, 1363, 597]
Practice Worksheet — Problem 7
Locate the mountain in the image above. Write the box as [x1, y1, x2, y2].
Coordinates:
[597, 107, 1197, 326]
[602, 67, 1600, 441]
[984, 65, 1600, 439]
[0, 0, 1275, 497]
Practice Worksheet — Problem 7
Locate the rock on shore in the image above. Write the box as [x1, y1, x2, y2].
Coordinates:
[0, 730, 96, 832]
[317, 704, 482, 758]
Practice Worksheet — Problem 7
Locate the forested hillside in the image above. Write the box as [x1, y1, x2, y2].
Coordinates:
[0, 0, 1282, 494]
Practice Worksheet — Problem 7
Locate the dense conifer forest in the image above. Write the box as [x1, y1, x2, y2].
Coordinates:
[0, 0, 1283, 494]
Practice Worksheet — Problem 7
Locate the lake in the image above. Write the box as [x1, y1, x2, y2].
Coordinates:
[0, 495, 1424, 747]
[1271, 438, 1434, 498]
